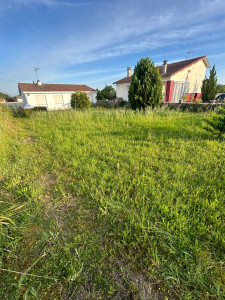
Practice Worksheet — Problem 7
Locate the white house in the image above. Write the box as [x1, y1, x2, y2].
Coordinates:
[18, 80, 97, 110]
[113, 56, 210, 103]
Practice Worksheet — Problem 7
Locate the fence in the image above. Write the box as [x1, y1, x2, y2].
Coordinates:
[0, 102, 24, 109]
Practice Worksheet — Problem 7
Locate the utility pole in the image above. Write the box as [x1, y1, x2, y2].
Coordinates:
[34, 67, 40, 81]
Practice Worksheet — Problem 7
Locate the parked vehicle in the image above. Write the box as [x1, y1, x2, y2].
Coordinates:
[209, 93, 225, 103]
[215, 93, 225, 102]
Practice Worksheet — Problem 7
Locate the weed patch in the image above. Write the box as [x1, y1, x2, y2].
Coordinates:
[0, 108, 224, 299]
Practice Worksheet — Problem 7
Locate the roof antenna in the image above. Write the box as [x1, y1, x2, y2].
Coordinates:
[186, 50, 192, 60]
[34, 67, 40, 81]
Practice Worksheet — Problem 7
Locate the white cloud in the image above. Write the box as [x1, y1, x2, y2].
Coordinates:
[45, 67, 126, 82]
[0, 0, 94, 8]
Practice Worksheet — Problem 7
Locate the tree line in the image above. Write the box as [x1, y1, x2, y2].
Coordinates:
[0, 92, 17, 102]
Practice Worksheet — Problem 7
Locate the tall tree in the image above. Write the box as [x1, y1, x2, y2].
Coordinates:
[0, 92, 17, 102]
[128, 57, 162, 110]
[96, 85, 116, 101]
[201, 64, 217, 101]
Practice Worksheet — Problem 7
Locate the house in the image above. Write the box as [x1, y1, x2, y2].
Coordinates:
[16, 96, 23, 102]
[113, 56, 210, 103]
[0, 98, 6, 103]
[18, 80, 97, 110]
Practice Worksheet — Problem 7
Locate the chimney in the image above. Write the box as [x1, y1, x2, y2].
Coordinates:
[127, 67, 132, 77]
[162, 60, 168, 74]
[37, 80, 42, 85]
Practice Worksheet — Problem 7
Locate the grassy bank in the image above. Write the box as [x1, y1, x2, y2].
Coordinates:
[0, 107, 225, 299]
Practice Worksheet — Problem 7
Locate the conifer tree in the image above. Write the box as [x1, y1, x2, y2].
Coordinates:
[201, 65, 217, 101]
[128, 57, 162, 110]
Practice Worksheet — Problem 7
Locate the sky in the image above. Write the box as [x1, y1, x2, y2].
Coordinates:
[0, 0, 225, 96]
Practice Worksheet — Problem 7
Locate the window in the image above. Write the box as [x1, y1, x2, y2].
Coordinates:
[35, 95, 46, 105]
[54, 95, 63, 104]
[171, 81, 189, 103]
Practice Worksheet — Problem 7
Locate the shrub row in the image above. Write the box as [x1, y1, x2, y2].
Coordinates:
[12, 106, 47, 118]
[92, 99, 131, 109]
[161, 103, 225, 112]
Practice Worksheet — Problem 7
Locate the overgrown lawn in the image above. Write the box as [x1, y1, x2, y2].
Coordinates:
[0, 107, 224, 299]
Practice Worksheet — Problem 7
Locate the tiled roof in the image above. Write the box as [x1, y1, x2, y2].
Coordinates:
[113, 56, 210, 84]
[18, 83, 96, 92]
[113, 77, 132, 84]
[113, 76, 132, 84]
[158, 56, 210, 77]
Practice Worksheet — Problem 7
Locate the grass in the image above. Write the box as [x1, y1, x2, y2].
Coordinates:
[0, 106, 225, 299]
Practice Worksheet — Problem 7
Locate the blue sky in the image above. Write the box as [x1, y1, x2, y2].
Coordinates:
[0, 0, 225, 95]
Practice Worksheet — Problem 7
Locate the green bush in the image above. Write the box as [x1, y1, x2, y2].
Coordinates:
[118, 99, 130, 108]
[12, 106, 47, 118]
[12, 107, 29, 118]
[204, 107, 225, 139]
[162, 103, 225, 113]
[71, 91, 91, 110]
[182, 95, 187, 102]
[33, 106, 47, 112]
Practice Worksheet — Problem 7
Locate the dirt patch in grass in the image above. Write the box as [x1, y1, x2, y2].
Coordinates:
[22, 136, 36, 143]
[40, 173, 58, 187]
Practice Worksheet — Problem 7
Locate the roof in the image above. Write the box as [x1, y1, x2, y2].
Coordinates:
[18, 83, 96, 92]
[158, 56, 210, 77]
[113, 56, 210, 84]
[0, 98, 5, 102]
[113, 76, 132, 84]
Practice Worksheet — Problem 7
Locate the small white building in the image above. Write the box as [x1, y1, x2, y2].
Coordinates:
[16, 96, 23, 102]
[18, 80, 97, 110]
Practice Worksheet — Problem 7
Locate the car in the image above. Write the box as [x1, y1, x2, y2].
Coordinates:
[209, 93, 225, 103]
[215, 93, 225, 103]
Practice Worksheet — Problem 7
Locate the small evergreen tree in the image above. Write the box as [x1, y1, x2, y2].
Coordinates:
[71, 91, 91, 109]
[128, 57, 162, 110]
[201, 65, 217, 101]
[201, 78, 209, 102]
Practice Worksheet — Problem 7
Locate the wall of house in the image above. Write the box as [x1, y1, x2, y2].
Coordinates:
[116, 80, 168, 102]
[162, 80, 168, 102]
[22, 91, 97, 110]
[171, 59, 207, 94]
[116, 83, 130, 101]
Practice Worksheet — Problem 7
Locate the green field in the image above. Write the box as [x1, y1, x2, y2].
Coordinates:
[0, 107, 225, 299]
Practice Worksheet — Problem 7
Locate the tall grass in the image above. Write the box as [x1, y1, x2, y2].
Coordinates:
[0, 107, 224, 299]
